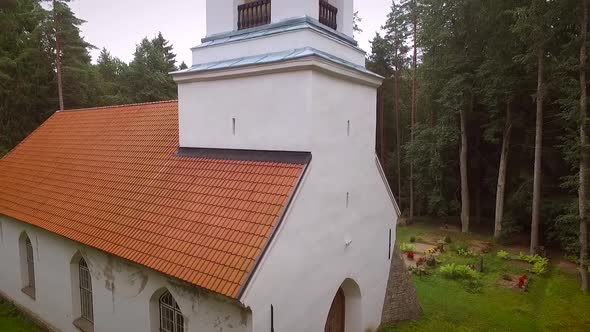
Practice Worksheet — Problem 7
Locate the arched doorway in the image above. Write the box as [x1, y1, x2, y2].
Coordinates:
[325, 287, 345, 332]
[325, 279, 362, 332]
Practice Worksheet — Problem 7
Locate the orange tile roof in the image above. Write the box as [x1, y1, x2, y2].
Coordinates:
[0, 101, 308, 299]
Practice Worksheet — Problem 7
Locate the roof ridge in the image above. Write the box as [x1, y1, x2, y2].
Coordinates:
[58, 100, 178, 113]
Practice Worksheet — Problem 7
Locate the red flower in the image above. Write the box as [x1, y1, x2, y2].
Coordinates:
[407, 251, 415, 260]
[416, 257, 425, 266]
[517, 275, 528, 288]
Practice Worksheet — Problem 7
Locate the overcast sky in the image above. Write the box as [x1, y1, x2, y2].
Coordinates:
[68, 0, 391, 65]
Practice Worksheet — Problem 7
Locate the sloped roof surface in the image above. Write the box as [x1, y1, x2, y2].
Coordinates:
[172, 47, 382, 79]
[0, 101, 307, 298]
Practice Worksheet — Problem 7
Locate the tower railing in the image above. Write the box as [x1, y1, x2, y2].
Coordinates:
[238, 0, 272, 30]
[319, 0, 338, 30]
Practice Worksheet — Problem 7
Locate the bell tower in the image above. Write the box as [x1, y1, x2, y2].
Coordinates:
[172, 0, 381, 153]
[170, 2, 397, 331]
[206, 0, 354, 38]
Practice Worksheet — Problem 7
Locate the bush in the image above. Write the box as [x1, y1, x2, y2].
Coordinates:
[400, 242, 415, 252]
[518, 253, 550, 275]
[497, 250, 510, 259]
[532, 258, 549, 274]
[456, 244, 476, 257]
[440, 263, 478, 280]
[409, 236, 416, 243]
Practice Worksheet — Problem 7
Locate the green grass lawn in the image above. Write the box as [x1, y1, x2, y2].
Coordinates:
[385, 221, 590, 332]
[0, 299, 43, 332]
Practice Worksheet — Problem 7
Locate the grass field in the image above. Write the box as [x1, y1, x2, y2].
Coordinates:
[383, 221, 590, 332]
[0, 299, 42, 332]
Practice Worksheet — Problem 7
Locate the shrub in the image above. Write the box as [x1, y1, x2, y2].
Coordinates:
[532, 258, 549, 274]
[463, 278, 483, 293]
[400, 242, 415, 252]
[518, 253, 550, 275]
[497, 250, 510, 259]
[425, 255, 438, 267]
[440, 263, 478, 280]
[409, 236, 416, 243]
[457, 244, 476, 257]
[408, 266, 429, 276]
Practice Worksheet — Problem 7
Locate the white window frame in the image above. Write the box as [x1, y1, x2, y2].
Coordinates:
[159, 291, 185, 332]
[79, 258, 94, 323]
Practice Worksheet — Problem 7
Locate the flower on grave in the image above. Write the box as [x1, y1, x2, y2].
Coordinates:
[407, 251, 415, 260]
[417, 257, 426, 266]
[517, 275, 528, 288]
[428, 247, 437, 254]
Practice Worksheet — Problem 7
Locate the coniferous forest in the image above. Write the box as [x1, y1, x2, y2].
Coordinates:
[1, 0, 589, 292]
[0, 0, 183, 156]
[368, 0, 589, 291]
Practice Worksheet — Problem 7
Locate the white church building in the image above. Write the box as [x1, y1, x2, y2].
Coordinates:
[0, 0, 399, 331]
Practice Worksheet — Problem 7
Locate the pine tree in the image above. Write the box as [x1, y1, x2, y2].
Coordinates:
[45, 0, 97, 109]
[476, 0, 529, 238]
[96, 48, 129, 106]
[126, 32, 178, 102]
[513, 0, 556, 254]
[578, 0, 589, 292]
[0, 0, 55, 155]
[384, 0, 410, 213]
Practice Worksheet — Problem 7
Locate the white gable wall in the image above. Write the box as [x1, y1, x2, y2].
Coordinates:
[238, 71, 398, 331]
[0, 215, 251, 332]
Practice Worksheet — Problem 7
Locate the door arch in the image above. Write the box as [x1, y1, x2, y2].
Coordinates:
[325, 279, 362, 332]
[325, 287, 345, 332]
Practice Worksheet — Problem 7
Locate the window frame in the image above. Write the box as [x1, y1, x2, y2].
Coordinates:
[78, 258, 94, 324]
[159, 291, 185, 332]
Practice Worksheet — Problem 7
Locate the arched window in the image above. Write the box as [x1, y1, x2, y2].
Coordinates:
[159, 291, 185, 332]
[19, 233, 35, 299]
[78, 258, 94, 324]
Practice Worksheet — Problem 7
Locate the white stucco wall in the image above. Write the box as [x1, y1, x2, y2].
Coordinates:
[178, 70, 312, 151]
[205, 0, 354, 37]
[192, 28, 366, 67]
[0, 215, 251, 332]
[239, 71, 397, 332]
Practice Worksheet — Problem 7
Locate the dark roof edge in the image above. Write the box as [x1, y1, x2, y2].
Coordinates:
[236, 158, 311, 301]
[200, 16, 358, 47]
[177, 147, 312, 164]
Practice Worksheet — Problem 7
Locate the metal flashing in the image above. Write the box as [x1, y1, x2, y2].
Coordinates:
[177, 147, 312, 164]
[197, 16, 358, 49]
[171, 47, 382, 79]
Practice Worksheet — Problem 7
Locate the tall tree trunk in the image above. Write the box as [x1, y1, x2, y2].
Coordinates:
[460, 102, 470, 233]
[395, 71, 402, 211]
[53, 0, 64, 111]
[494, 100, 513, 238]
[410, 7, 418, 220]
[579, 0, 589, 292]
[531, 46, 544, 255]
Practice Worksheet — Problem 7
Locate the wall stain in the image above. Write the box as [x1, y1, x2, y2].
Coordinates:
[35, 235, 40, 260]
[126, 268, 149, 297]
[239, 308, 250, 327]
[213, 314, 231, 331]
[102, 255, 117, 313]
